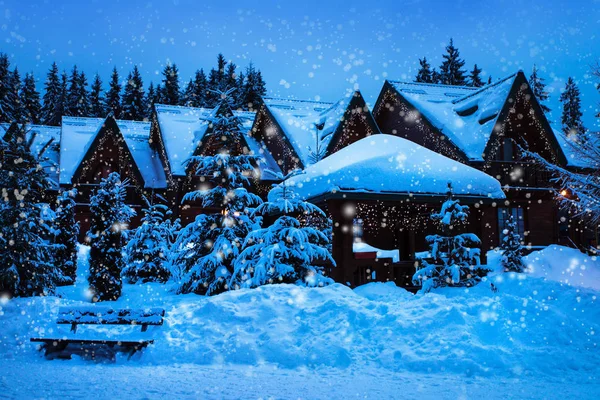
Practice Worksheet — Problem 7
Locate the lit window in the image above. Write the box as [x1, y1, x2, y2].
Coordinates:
[498, 207, 525, 238]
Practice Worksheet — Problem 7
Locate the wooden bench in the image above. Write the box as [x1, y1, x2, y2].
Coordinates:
[30, 307, 165, 360]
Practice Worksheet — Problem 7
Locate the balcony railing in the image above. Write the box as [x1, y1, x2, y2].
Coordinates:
[485, 161, 554, 189]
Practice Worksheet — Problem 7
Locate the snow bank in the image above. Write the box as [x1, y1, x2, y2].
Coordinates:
[1, 274, 599, 380]
[524, 245, 600, 290]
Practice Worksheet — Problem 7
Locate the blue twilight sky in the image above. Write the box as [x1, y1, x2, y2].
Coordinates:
[2, 0, 599, 128]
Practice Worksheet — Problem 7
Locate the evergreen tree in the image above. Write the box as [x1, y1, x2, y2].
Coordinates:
[0, 125, 60, 297]
[41, 62, 63, 126]
[7, 68, 23, 123]
[121, 66, 145, 120]
[216, 53, 227, 90]
[500, 215, 525, 273]
[415, 57, 433, 83]
[161, 64, 180, 105]
[231, 176, 334, 289]
[106, 67, 122, 119]
[412, 183, 488, 293]
[529, 65, 551, 114]
[225, 63, 237, 91]
[431, 68, 441, 84]
[89, 73, 106, 118]
[439, 39, 467, 86]
[67, 66, 90, 117]
[181, 78, 196, 107]
[175, 91, 263, 295]
[155, 84, 165, 105]
[193, 69, 208, 107]
[206, 68, 220, 107]
[20, 73, 42, 124]
[87, 172, 135, 301]
[468, 64, 484, 87]
[53, 189, 80, 285]
[144, 82, 156, 119]
[242, 63, 266, 111]
[560, 77, 585, 137]
[57, 72, 69, 122]
[123, 197, 174, 283]
[0, 53, 14, 123]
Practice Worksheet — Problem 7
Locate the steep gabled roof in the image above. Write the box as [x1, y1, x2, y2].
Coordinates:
[61, 116, 166, 188]
[388, 81, 477, 102]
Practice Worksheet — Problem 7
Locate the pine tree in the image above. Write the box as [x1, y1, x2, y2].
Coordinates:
[231, 176, 334, 289]
[412, 183, 488, 292]
[20, 73, 42, 124]
[41, 62, 63, 126]
[53, 189, 80, 285]
[560, 77, 585, 137]
[57, 72, 69, 122]
[242, 63, 266, 111]
[123, 196, 174, 283]
[415, 57, 433, 83]
[87, 172, 135, 301]
[216, 53, 227, 91]
[439, 39, 467, 86]
[468, 64, 483, 87]
[89, 73, 106, 118]
[7, 68, 24, 123]
[529, 65, 551, 114]
[431, 68, 441, 84]
[175, 92, 263, 295]
[193, 69, 208, 107]
[500, 215, 525, 273]
[181, 79, 196, 107]
[0, 53, 14, 123]
[161, 64, 180, 105]
[106, 67, 122, 119]
[225, 63, 237, 92]
[66, 66, 90, 117]
[0, 125, 60, 297]
[121, 66, 145, 120]
[144, 82, 156, 119]
[206, 68, 220, 107]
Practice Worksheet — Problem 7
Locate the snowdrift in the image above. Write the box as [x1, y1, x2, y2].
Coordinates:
[1, 271, 599, 380]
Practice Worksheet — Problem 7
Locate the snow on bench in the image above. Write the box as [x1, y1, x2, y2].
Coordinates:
[30, 307, 166, 360]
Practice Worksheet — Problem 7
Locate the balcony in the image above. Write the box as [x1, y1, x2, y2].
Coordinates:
[485, 161, 554, 189]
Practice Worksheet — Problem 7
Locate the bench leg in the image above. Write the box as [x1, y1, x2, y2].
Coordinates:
[43, 341, 70, 360]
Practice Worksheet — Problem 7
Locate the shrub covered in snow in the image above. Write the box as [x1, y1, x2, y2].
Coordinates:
[123, 196, 178, 283]
[176, 94, 262, 295]
[52, 189, 80, 285]
[87, 172, 135, 301]
[413, 183, 489, 292]
[0, 125, 61, 297]
[500, 214, 525, 272]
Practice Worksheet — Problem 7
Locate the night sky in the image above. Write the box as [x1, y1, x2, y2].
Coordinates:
[3, 0, 599, 128]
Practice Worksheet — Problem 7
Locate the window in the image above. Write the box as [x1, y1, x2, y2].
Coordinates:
[498, 207, 525, 238]
[353, 218, 363, 240]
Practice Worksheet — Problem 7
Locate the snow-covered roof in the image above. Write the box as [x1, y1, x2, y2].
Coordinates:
[263, 96, 352, 166]
[282, 134, 505, 201]
[60, 116, 167, 188]
[154, 103, 278, 179]
[390, 73, 518, 161]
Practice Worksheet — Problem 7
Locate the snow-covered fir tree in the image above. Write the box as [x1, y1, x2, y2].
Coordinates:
[500, 214, 525, 273]
[121, 66, 145, 121]
[41, 62, 63, 126]
[66, 67, 91, 117]
[529, 65, 551, 114]
[241, 63, 266, 111]
[0, 125, 60, 297]
[468, 64, 484, 87]
[412, 183, 488, 292]
[193, 69, 208, 107]
[7, 67, 24, 124]
[89, 73, 106, 118]
[439, 39, 467, 86]
[144, 82, 157, 119]
[0, 53, 12, 123]
[20, 72, 42, 125]
[53, 189, 80, 285]
[123, 196, 176, 283]
[175, 92, 263, 295]
[560, 77, 585, 137]
[106, 67, 122, 119]
[87, 172, 135, 301]
[415, 58, 433, 83]
[231, 175, 335, 289]
[161, 64, 180, 105]
[181, 79, 196, 107]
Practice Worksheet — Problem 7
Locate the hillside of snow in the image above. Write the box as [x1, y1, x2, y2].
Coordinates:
[1, 245, 600, 398]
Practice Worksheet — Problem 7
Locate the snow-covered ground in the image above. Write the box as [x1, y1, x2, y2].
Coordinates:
[1, 245, 600, 399]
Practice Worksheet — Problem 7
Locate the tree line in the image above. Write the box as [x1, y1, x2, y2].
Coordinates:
[0, 53, 267, 126]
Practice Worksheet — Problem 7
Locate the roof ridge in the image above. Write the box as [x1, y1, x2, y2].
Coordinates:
[388, 80, 477, 90]
[263, 96, 334, 106]
[155, 103, 213, 112]
[451, 73, 518, 104]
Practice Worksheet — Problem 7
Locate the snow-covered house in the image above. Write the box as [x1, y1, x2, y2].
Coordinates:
[373, 70, 595, 249]
[281, 134, 505, 288]
[249, 91, 380, 174]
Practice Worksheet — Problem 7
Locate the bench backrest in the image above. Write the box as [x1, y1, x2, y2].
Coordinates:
[57, 307, 165, 332]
